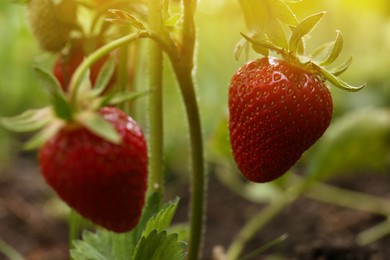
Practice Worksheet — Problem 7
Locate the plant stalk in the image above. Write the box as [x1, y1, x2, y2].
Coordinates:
[167, 1, 205, 259]
[226, 183, 304, 260]
[147, 0, 164, 197]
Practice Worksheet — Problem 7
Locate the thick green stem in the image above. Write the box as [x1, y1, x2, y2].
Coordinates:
[173, 67, 205, 260]
[168, 1, 205, 259]
[147, 0, 164, 197]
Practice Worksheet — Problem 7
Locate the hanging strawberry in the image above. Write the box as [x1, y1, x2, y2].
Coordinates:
[229, 6, 365, 183]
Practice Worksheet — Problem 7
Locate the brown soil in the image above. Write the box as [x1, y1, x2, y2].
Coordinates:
[1, 156, 390, 260]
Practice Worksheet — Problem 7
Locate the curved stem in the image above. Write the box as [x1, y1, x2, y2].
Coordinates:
[174, 66, 205, 260]
[226, 183, 305, 260]
[147, 0, 164, 197]
[168, 1, 205, 259]
[68, 30, 150, 105]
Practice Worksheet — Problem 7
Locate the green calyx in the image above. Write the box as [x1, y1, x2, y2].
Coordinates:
[237, 0, 365, 92]
[0, 46, 148, 150]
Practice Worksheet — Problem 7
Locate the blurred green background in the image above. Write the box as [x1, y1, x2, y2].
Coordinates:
[1, 0, 390, 181]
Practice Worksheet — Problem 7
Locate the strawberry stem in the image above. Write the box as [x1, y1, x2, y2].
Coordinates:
[68, 30, 150, 106]
[147, 0, 164, 197]
[169, 1, 206, 258]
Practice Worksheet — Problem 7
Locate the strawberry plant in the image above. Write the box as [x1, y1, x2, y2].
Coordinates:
[5, 0, 390, 259]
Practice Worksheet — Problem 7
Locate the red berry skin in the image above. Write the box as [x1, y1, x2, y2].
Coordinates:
[39, 107, 148, 232]
[228, 57, 333, 183]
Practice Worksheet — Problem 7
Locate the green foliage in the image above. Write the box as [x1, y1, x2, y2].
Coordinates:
[307, 109, 390, 181]
[133, 231, 185, 260]
[71, 194, 184, 260]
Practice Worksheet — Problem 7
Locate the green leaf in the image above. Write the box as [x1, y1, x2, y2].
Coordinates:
[329, 57, 353, 76]
[71, 193, 162, 260]
[24, 120, 64, 150]
[272, 0, 298, 26]
[318, 30, 343, 66]
[77, 111, 121, 144]
[312, 63, 365, 92]
[289, 12, 325, 54]
[239, 0, 266, 32]
[71, 231, 114, 260]
[91, 56, 116, 97]
[33, 66, 64, 96]
[142, 198, 179, 238]
[307, 109, 390, 181]
[133, 231, 186, 260]
[0, 108, 52, 132]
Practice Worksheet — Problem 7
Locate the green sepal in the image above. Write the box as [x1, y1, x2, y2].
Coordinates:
[312, 63, 365, 92]
[90, 56, 116, 97]
[34, 66, 74, 121]
[272, 0, 298, 26]
[106, 9, 146, 29]
[24, 120, 64, 150]
[53, 93, 74, 121]
[329, 57, 353, 76]
[265, 18, 288, 49]
[234, 37, 250, 61]
[77, 111, 121, 144]
[289, 25, 305, 55]
[241, 33, 283, 55]
[289, 12, 325, 54]
[318, 30, 343, 66]
[0, 108, 51, 132]
[133, 231, 186, 260]
[34, 66, 66, 97]
[98, 90, 151, 108]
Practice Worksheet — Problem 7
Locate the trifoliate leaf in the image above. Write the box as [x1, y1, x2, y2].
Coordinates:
[71, 231, 114, 260]
[312, 63, 365, 91]
[133, 231, 186, 260]
[77, 111, 121, 144]
[0, 108, 52, 132]
[91, 56, 116, 97]
[329, 57, 353, 76]
[71, 193, 162, 260]
[318, 30, 343, 66]
[142, 198, 179, 238]
[289, 12, 325, 54]
[307, 109, 390, 181]
[272, 0, 298, 26]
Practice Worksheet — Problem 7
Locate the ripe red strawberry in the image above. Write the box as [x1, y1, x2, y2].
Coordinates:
[38, 107, 148, 232]
[228, 57, 333, 182]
